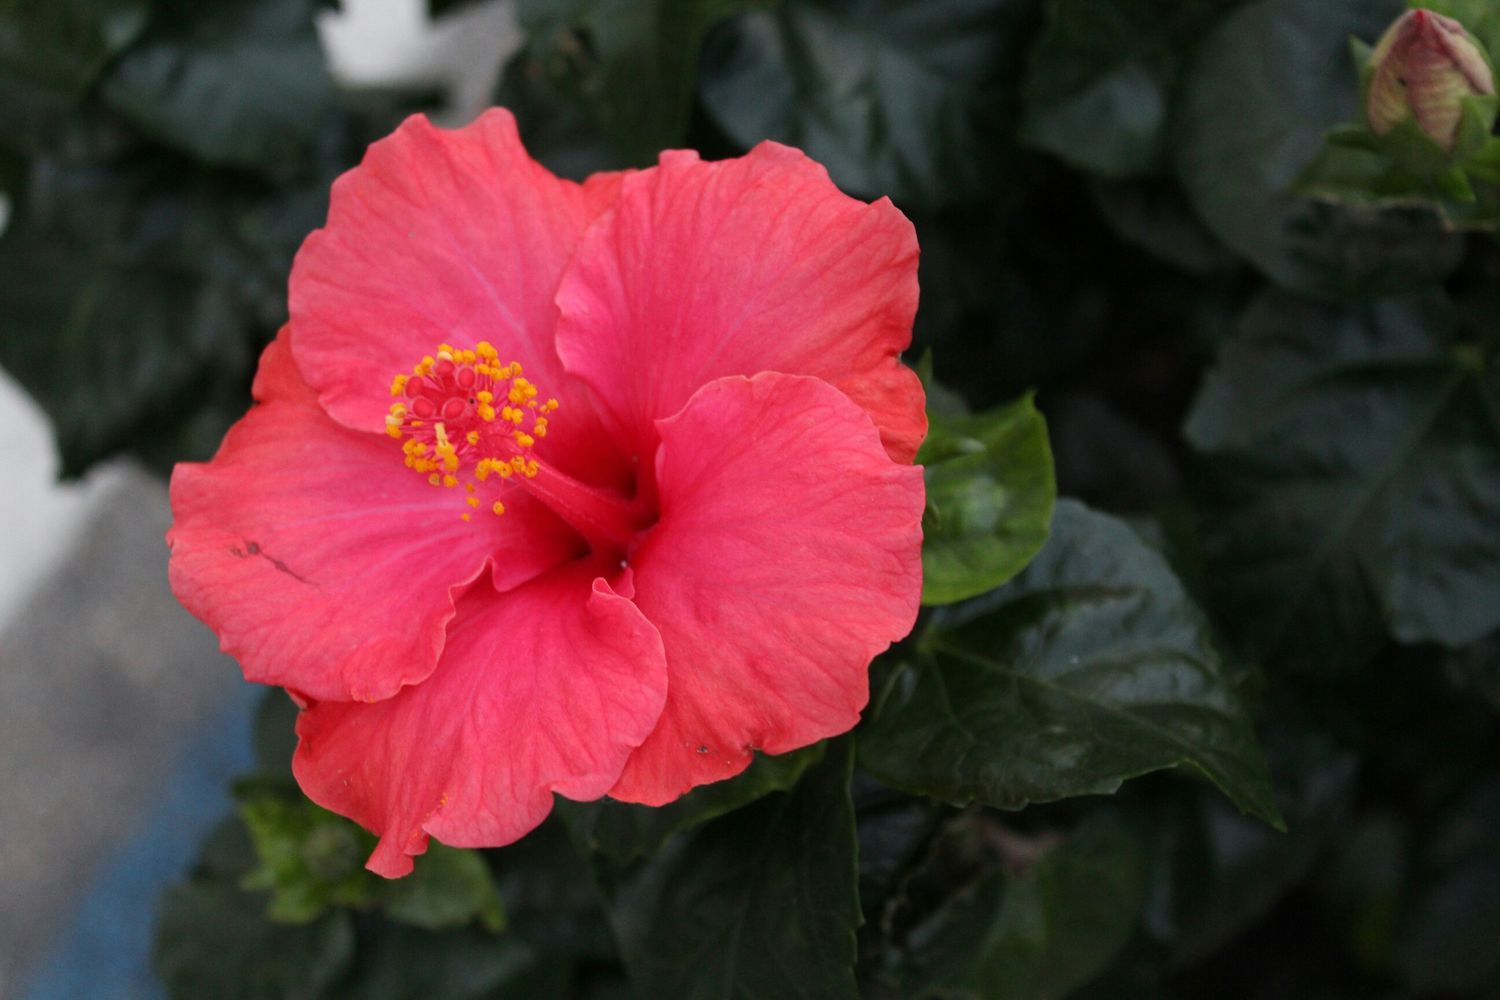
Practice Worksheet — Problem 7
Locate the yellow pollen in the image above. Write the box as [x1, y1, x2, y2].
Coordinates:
[386, 343, 556, 525]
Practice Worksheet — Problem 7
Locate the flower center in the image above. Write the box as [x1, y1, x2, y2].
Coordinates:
[386, 342, 557, 522]
[385, 342, 651, 556]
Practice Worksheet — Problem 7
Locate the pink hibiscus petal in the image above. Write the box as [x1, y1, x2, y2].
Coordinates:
[554, 141, 927, 467]
[609, 373, 924, 805]
[167, 332, 582, 703]
[289, 108, 628, 483]
[293, 562, 668, 878]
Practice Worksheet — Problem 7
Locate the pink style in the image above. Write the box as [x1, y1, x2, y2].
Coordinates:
[166, 109, 926, 878]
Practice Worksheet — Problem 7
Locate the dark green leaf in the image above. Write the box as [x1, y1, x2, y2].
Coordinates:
[606, 741, 859, 1000]
[0, 157, 261, 476]
[328, 924, 546, 1000]
[513, 0, 753, 163]
[1020, 0, 1246, 178]
[861, 499, 1281, 825]
[1088, 177, 1238, 275]
[560, 742, 825, 862]
[382, 844, 505, 932]
[888, 812, 1147, 999]
[153, 883, 355, 1000]
[1184, 290, 1500, 667]
[699, 0, 1035, 208]
[1393, 780, 1500, 993]
[1146, 722, 1359, 963]
[1174, 0, 1463, 298]
[101, 0, 333, 168]
[919, 391, 1056, 605]
[0, 0, 147, 96]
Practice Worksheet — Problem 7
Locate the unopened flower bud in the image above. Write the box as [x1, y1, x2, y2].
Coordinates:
[1366, 9, 1497, 165]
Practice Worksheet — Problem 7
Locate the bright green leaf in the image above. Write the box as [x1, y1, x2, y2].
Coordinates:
[101, 0, 333, 168]
[605, 741, 859, 1000]
[862, 499, 1282, 825]
[1174, 0, 1463, 298]
[1185, 290, 1500, 667]
[699, 0, 1033, 208]
[919, 391, 1056, 606]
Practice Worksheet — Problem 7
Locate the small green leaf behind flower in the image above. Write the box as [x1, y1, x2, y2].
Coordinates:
[918, 382, 1057, 607]
[236, 787, 505, 932]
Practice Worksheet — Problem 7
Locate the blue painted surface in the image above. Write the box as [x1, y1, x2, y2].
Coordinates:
[22, 684, 260, 1000]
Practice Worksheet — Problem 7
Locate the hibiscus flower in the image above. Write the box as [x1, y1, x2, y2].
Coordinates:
[167, 109, 926, 877]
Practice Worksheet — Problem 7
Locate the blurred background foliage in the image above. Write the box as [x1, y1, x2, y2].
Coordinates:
[4, 0, 1500, 997]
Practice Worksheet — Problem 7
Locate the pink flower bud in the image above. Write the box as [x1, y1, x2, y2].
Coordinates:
[1367, 9, 1496, 151]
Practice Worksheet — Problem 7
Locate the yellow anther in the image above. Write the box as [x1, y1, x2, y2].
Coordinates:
[390, 374, 408, 396]
[465, 482, 475, 493]
[461, 513, 471, 522]
[479, 404, 496, 422]
[443, 475, 459, 488]
[466, 496, 480, 508]
[510, 456, 526, 472]
[491, 501, 505, 516]
[466, 430, 480, 446]
[510, 362, 523, 376]
[514, 432, 535, 448]
[477, 341, 497, 361]
[428, 473, 441, 487]
[533, 424, 547, 438]
[477, 390, 494, 404]
[525, 460, 538, 478]
[501, 406, 515, 422]
[508, 387, 525, 405]
[546, 399, 559, 411]
[497, 462, 514, 479]
[510, 410, 524, 425]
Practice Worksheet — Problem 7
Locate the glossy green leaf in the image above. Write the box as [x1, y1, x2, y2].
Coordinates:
[512, 0, 752, 164]
[699, 0, 1033, 207]
[560, 742, 825, 862]
[100, 0, 333, 168]
[154, 884, 355, 1000]
[862, 500, 1281, 825]
[606, 741, 859, 1000]
[1020, 0, 1246, 178]
[888, 812, 1147, 999]
[1174, 0, 1463, 298]
[1185, 290, 1500, 668]
[0, 0, 147, 96]
[919, 391, 1056, 605]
